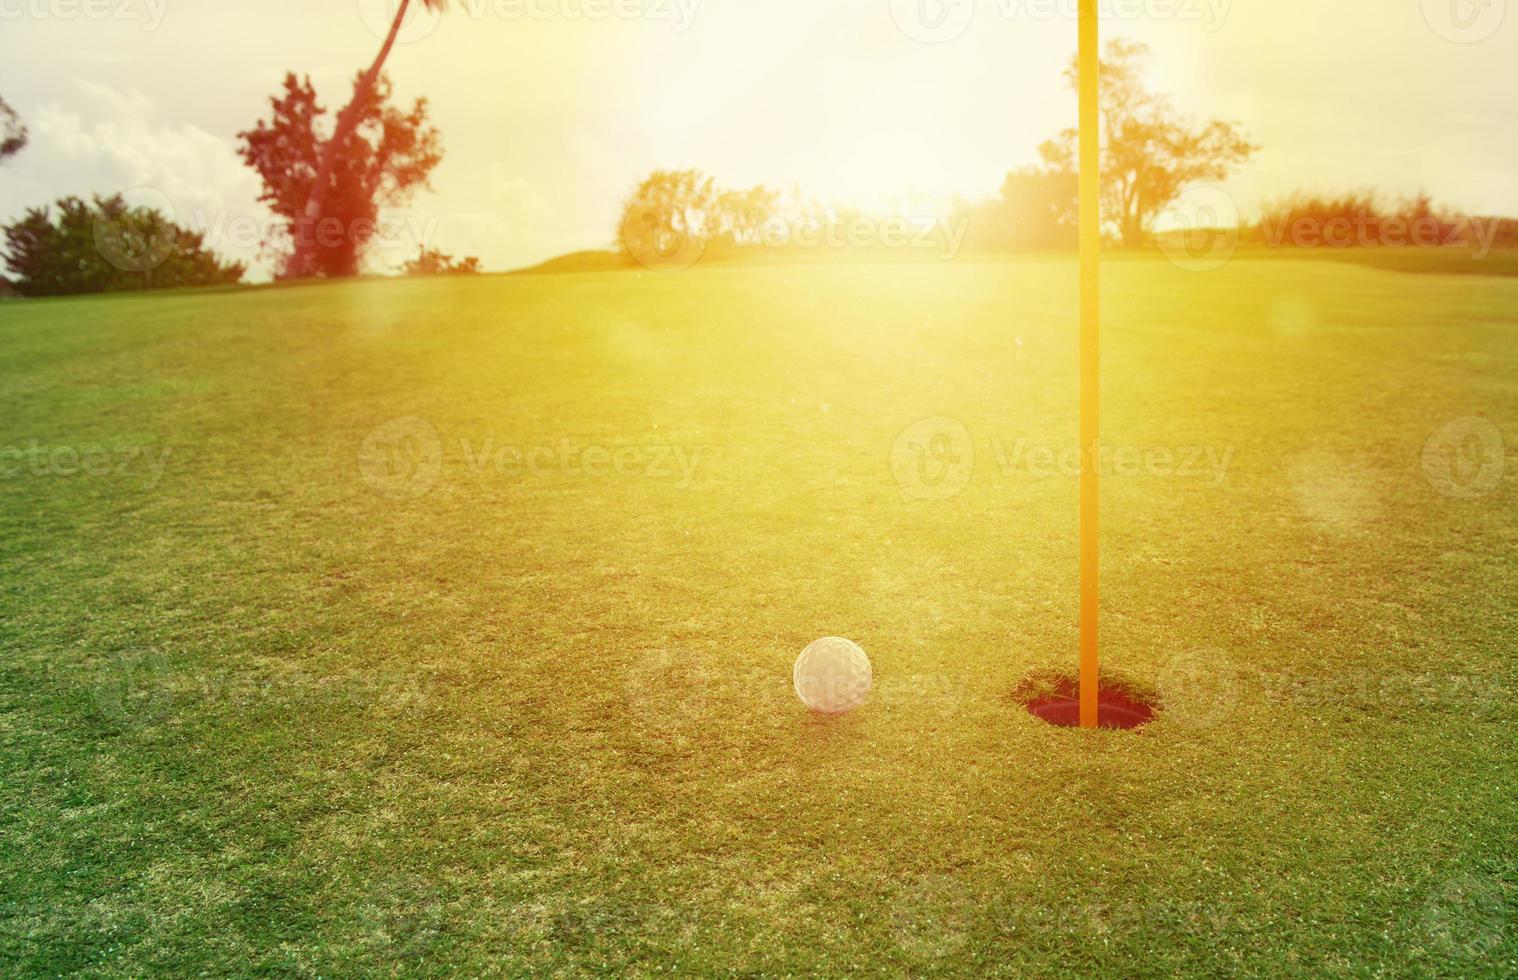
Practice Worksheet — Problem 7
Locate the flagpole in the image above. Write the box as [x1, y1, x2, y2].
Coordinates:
[1078, 0, 1100, 729]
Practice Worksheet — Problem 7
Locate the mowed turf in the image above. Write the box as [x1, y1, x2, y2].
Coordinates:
[1, 256, 1514, 976]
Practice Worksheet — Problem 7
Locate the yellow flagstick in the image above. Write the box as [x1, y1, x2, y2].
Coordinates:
[1078, 0, 1101, 729]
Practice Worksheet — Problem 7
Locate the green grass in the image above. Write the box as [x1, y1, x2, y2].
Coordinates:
[1, 256, 1515, 976]
[1230, 244, 1518, 278]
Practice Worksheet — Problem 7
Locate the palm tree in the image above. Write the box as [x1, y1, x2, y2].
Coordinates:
[291, 0, 448, 277]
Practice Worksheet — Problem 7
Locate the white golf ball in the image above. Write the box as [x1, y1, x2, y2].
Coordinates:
[793, 637, 873, 714]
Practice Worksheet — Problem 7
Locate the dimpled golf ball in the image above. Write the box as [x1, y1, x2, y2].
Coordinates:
[793, 637, 873, 714]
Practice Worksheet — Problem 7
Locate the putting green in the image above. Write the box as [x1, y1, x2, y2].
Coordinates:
[1, 256, 1514, 974]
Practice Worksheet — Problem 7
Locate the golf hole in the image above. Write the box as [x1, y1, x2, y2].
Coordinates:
[1014, 671, 1158, 731]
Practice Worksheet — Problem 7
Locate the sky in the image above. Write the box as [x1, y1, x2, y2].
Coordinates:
[0, 0, 1513, 279]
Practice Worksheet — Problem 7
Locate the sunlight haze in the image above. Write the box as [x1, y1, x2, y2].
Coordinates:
[1, 0, 1512, 277]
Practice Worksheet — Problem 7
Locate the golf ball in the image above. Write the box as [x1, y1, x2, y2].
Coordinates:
[793, 637, 873, 714]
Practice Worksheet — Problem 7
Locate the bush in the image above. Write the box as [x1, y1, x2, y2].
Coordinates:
[402, 248, 481, 276]
[2, 194, 245, 297]
[957, 165, 1078, 252]
[1250, 192, 1463, 249]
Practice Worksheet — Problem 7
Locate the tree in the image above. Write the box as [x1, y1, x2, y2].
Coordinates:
[999, 159, 1079, 249]
[617, 171, 780, 268]
[0, 96, 26, 163]
[238, 72, 442, 278]
[1046, 40, 1257, 247]
[403, 246, 481, 275]
[3, 194, 245, 297]
[617, 170, 716, 269]
[711, 184, 780, 248]
[961, 141, 1079, 252]
[288, 0, 449, 278]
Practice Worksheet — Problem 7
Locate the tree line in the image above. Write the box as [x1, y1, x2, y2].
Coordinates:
[2, 11, 1510, 297]
[617, 41, 1511, 266]
[1, 0, 463, 298]
[618, 41, 1259, 264]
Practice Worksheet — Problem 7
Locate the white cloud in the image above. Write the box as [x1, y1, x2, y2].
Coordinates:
[1, 79, 274, 278]
[490, 168, 549, 224]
